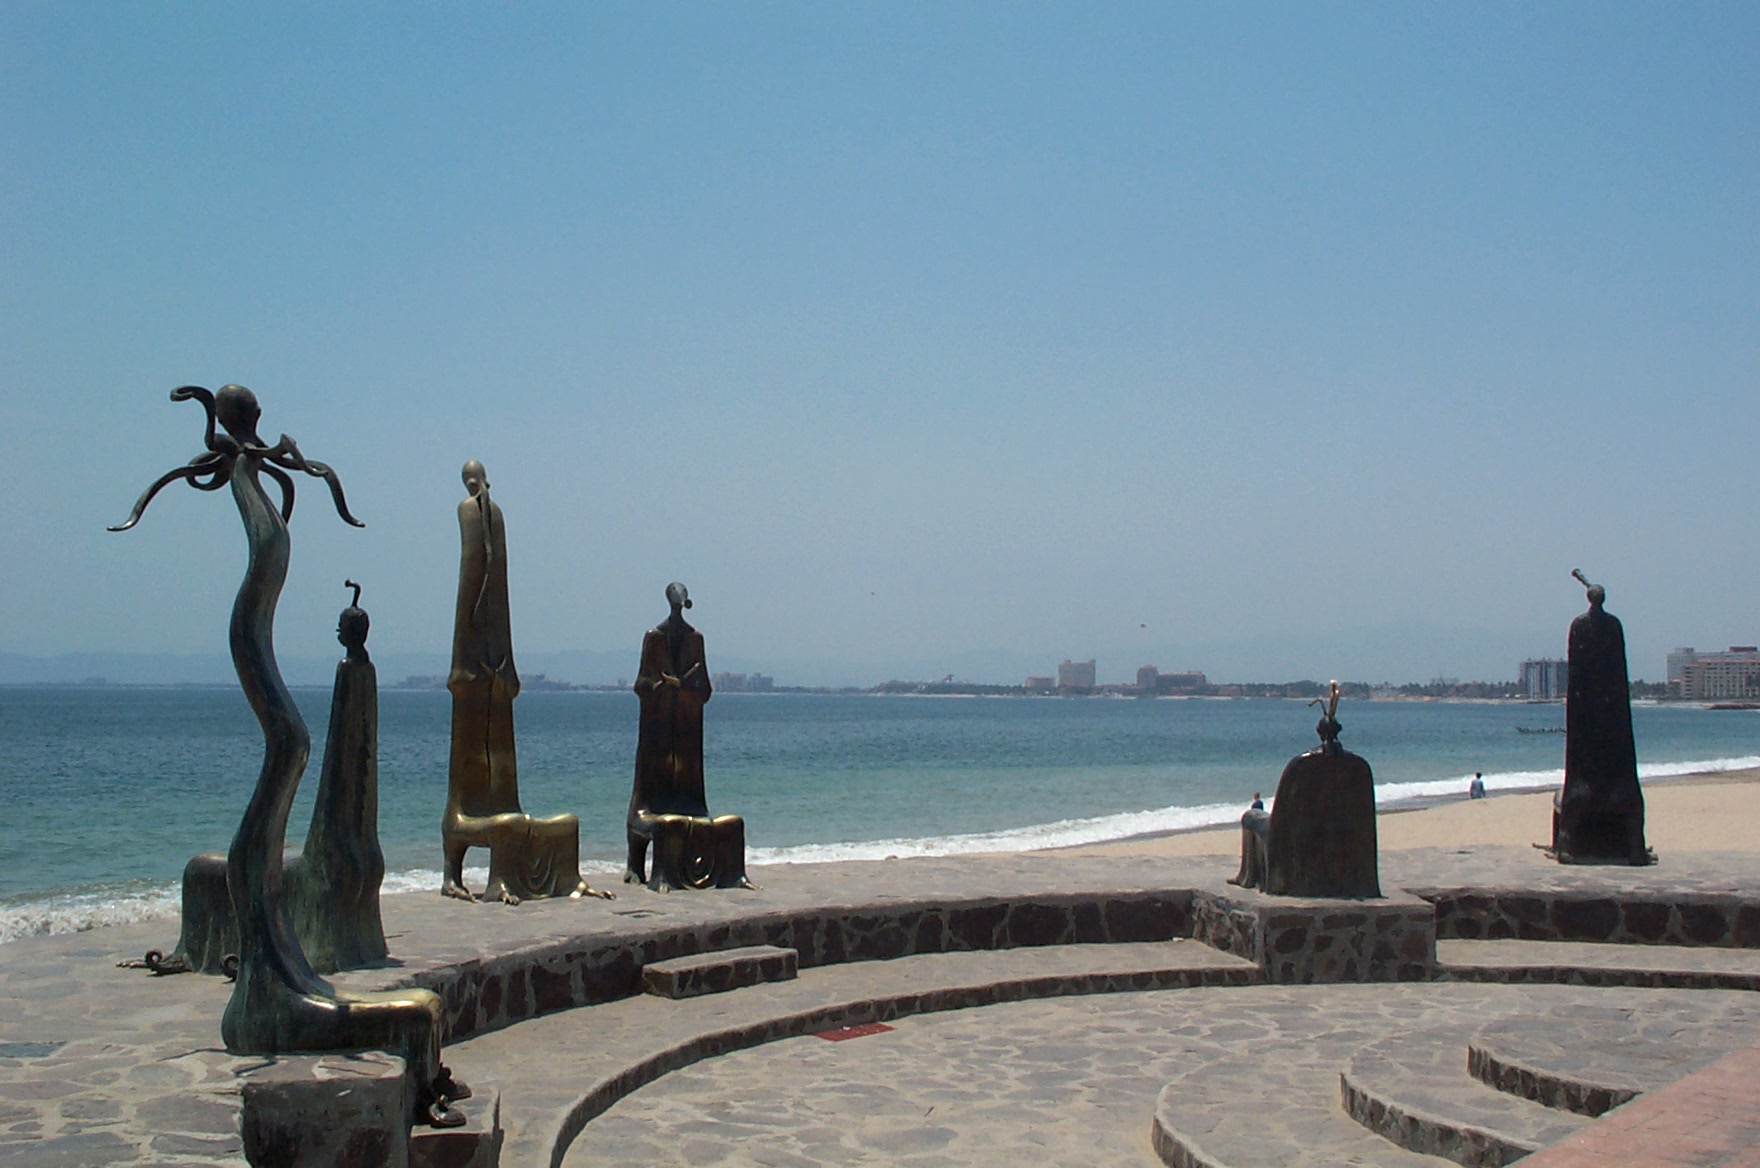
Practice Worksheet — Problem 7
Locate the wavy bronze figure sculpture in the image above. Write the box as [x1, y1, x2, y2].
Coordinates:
[1231, 681, 1380, 898]
[1551, 571, 1653, 865]
[627, 583, 754, 891]
[442, 460, 609, 904]
[112, 385, 467, 1127]
[143, 582, 391, 977]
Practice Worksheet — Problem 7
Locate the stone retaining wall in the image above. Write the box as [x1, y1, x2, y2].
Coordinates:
[385, 892, 1194, 1041]
[1420, 890, 1760, 948]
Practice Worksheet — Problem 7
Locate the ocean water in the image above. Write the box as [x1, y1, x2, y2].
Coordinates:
[3, 686, 1758, 944]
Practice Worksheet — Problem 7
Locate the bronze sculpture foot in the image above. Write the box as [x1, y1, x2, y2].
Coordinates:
[426, 1099, 468, 1128]
[572, 881, 615, 900]
[441, 881, 477, 903]
[118, 949, 193, 976]
[432, 1065, 471, 1102]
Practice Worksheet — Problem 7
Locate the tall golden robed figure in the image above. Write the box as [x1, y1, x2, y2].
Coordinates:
[441, 460, 609, 903]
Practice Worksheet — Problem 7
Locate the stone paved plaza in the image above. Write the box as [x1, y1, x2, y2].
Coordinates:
[5, 845, 1760, 1166]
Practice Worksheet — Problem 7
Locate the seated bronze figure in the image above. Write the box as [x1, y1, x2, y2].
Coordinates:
[441, 461, 609, 904]
[1230, 681, 1381, 899]
[626, 583, 754, 891]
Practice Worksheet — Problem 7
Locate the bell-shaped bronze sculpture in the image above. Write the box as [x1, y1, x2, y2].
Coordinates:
[626, 583, 754, 891]
[1552, 571, 1653, 865]
[1231, 682, 1380, 899]
[441, 460, 610, 904]
[112, 386, 467, 1127]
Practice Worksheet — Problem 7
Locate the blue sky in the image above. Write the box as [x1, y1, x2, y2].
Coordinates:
[2, 5, 1755, 685]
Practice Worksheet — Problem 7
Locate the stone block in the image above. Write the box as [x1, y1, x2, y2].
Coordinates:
[641, 945, 799, 999]
[1191, 886, 1435, 983]
[240, 1051, 411, 1168]
[410, 1090, 500, 1168]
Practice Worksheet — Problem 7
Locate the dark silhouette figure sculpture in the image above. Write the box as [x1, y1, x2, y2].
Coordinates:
[146, 582, 389, 977]
[1231, 682, 1381, 898]
[627, 583, 753, 891]
[441, 460, 608, 904]
[111, 385, 466, 1127]
[284, 580, 390, 970]
[1552, 571, 1652, 865]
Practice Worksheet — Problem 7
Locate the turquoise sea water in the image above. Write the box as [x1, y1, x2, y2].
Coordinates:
[3, 686, 1758, 943]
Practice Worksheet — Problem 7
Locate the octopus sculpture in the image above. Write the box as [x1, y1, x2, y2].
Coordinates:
[112, 385, 467, 1127]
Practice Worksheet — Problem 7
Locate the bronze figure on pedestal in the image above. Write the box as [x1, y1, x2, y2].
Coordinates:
[1551, 571, 1652, 865]
[441, 460, 609, 904]
[1230, 681, 1381, 899]
[112, 385, 467, 1127]
[626, 583, 753, 891]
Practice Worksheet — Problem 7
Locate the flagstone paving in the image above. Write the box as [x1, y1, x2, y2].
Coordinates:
[6, 846, 1760, 1166]
[563, 983, 1760, 1168]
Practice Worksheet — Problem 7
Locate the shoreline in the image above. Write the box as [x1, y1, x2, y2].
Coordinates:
[4, 764, 1758, 947]
[1057, 764, 1760, 860]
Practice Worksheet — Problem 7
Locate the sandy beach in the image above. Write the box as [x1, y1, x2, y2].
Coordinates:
[1065, 765, 1760, 859]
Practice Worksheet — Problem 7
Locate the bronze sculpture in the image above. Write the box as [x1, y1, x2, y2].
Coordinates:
[1552, 571, 1652, 865]
[441, 460, 608, 903]
[1231, 681, 1380, 898]
[627, 583, 753, 891]
[112, 385, 466, 1127]
[141, 583, 390, 977]
[284, 581, 390, 970]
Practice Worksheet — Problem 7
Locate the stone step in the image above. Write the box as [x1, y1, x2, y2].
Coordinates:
[411, 1088, 501, 1168]
[1438, 938, 1760, 989]
[1150, 1051, 1448, 1168]
[641, 944, 798, 999]
[445, 938, 1258, 1168]
[1468, 1001, 1760, 1116]
[1341, 1026, 1587, 1167]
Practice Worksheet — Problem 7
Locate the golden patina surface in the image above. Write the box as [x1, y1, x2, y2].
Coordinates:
[441, 460, 609, 904]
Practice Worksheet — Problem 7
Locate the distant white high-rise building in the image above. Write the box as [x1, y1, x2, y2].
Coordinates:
[1667, 647, 1699, 684]
[1520, 658, 1568, 700]
[1058, 659, 1096, 690]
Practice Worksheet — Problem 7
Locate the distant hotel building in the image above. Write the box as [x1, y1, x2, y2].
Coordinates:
[1025, 676, 1056, 694]
[1674, 647, 1760, 701]
[1057, 659, 1097, 691]
[711, 671, 774, 693]
[1520, 658, 1568, 700]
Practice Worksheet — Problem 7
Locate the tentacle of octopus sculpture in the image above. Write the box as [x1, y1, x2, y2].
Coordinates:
[112, 385, 468, 1127]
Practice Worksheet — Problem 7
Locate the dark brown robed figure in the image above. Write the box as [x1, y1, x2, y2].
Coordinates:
[627, 582, 752, 891]
[442, 460, 607, 903]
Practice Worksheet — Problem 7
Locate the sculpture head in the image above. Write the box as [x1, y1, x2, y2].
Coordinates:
[1571, 568, 1605, 609]
[337, 580, 369, 652]
[462, 460, 489, 498]
[215, 384, 264, 446]
[666, 581, 692, 612]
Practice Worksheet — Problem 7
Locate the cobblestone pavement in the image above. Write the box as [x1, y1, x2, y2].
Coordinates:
[561, 983, 1760, 1168]
[6, 846, 1760, 1166]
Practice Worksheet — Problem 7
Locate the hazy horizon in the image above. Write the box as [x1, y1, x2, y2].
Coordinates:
[4, 7, 1755, 688]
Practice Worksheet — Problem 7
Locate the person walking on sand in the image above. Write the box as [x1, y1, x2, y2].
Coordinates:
[1469, 772, 1487, 800]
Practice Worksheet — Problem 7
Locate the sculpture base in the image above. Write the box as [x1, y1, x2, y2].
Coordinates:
[628, 814, 751, 891]
[1550, 792, 1653, 866]
[1193, 884, 1434, 983]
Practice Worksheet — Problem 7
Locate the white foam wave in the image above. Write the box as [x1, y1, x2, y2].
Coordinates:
[1370, 753, 1760, 807]
[748, 800, 1251, 865]
[0, 884, 180, 946]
